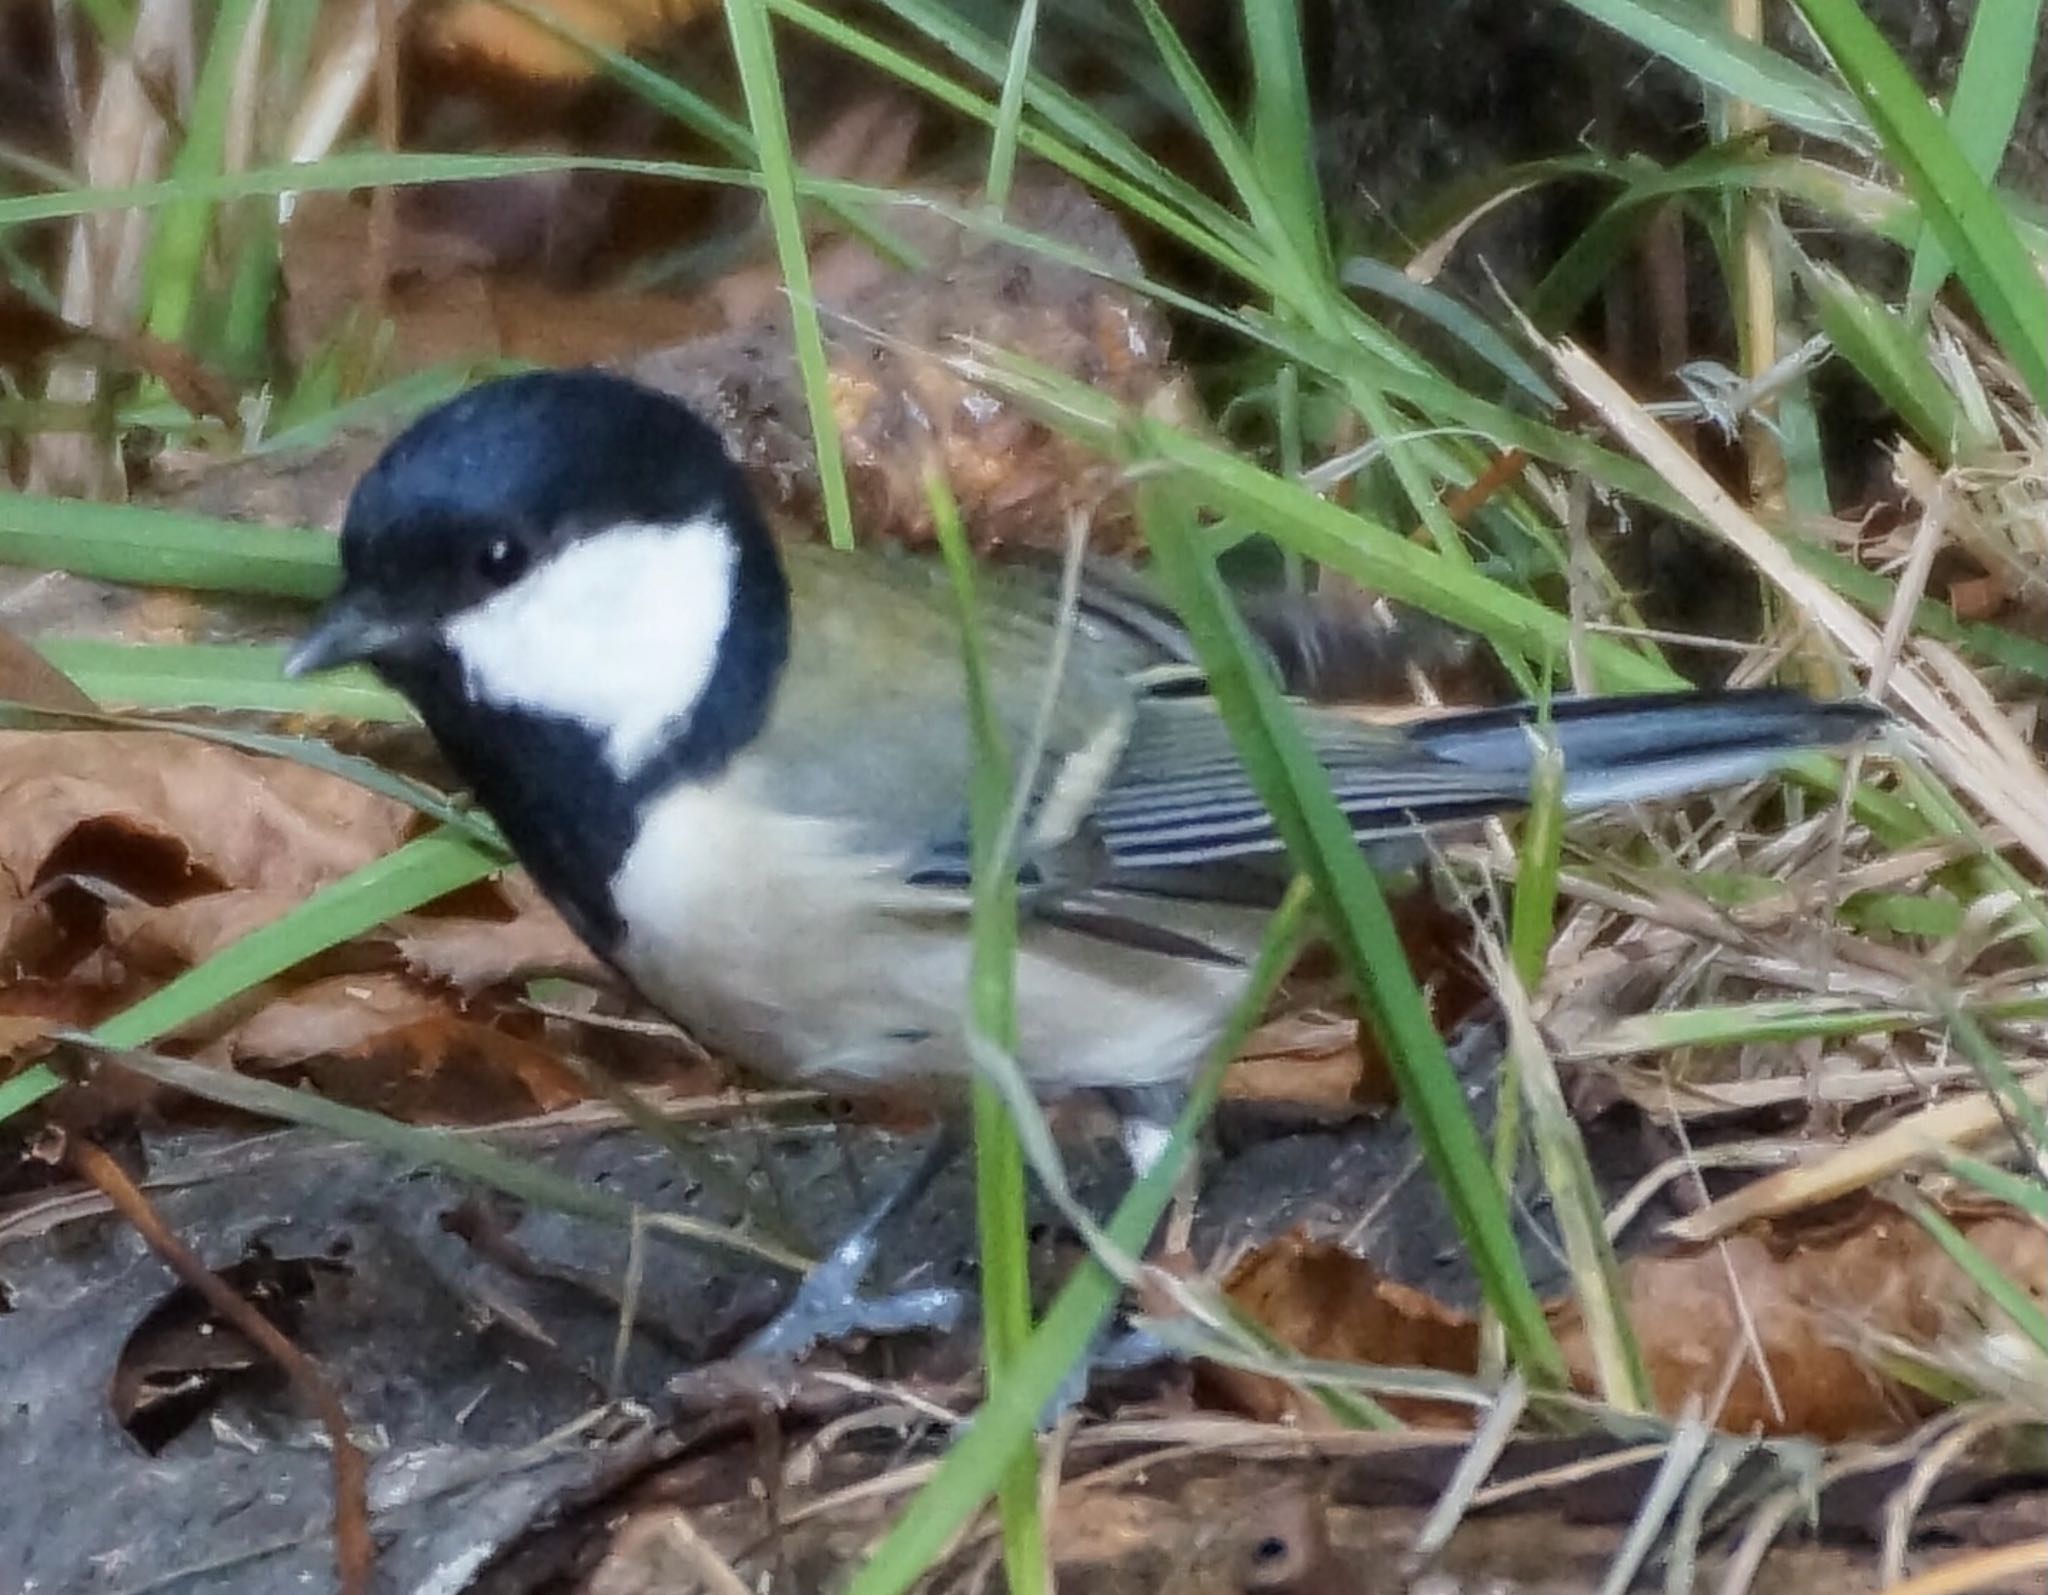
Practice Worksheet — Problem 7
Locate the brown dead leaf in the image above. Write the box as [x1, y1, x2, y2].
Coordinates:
[0, 1012, 58, 1065]
[1211, 1232, 1481, 1427]
[0, 625, 99, 714]
[420, 0, 715, 82]
[1565, 1206, 2048, 1439]
[0, 730, 411, 903]
[1946, 572, 2012, 622]
[1224, 1011, 1367, 1108]
[206, 972, 584, 1122]
[395, 870, 604, 990]
[282, 192, 719, 374]
[1218, 1203, 2048, 1442]
[103, 890, 312, 977]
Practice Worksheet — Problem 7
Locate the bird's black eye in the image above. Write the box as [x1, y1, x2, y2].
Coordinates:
[475, 536, 530, 588]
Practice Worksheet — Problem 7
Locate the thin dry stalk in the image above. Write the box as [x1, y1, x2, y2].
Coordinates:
[65, 1132, 374, 1595]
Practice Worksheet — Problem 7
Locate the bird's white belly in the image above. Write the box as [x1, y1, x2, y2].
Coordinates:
[608, 778, 1259, 1093]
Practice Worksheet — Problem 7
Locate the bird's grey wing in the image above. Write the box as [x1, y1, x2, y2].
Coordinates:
[1091, 688, 1883, 878]
[1090, 697, 1523, 875]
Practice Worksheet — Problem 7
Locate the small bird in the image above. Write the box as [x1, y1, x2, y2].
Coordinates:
[290, 369, 1880, 1345]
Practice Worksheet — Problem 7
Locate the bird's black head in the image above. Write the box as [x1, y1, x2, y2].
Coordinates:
[290, 369, 792, 945]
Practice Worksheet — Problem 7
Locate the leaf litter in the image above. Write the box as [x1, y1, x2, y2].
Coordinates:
[4, 9, 2048, 1591]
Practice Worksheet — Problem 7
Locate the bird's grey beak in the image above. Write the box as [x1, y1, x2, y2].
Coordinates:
[286, 600, 412, 677]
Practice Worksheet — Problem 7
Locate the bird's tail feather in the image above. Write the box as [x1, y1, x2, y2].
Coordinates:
[1097, 687, 1883, 878]
[1409, 688, 1885, 811]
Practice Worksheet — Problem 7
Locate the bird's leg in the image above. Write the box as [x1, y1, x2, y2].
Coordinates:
[1105, 1083, 1194, 1185]
[737, 1120, 969, 1362]
[1036, 1084, 1200, 1419]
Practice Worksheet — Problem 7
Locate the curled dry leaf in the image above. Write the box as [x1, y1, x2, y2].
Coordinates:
[1218, 1203, 2048, 1442]
[203, 972, 584, 1122]
[0, 730, 411, 906]
[1559, 1207, 2048, 1439]
[102, 890, 317, 978]
[395, 872, 605, 991]
[1224, 1010, 1369, 1110]
[1211, 1233, 1481, 1428]
[0, 727, 680, 1132]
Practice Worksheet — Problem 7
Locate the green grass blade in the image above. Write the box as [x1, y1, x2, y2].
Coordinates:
[1572, 993, 2048, 1056]
[1341, 255, 1561, 407]
[1, 828, 504, 1124]
[1136, 480, 1565, 1385]
[1242, 0, 1326, 272]
[253, 360, 520, 453]
[1905, 0, 2047, 316]
[1493, 942, 1650, 1410]
[1939, 1150, 2048, 1226]
[143, 0, 262, 346]
[35, 640, 411, 721]
[494, 0, 919, 272]
[1557, 0, 1870, 145]
[1784, 538, 2048, 682]
[929, 470, 1046, 1593]
[1800, 258, 1980, 464]
[0, 150, 736, 231]
[1939, 1001, 2048, 1160]
[963, 354, 1676, 691]
[845, 884, 1312, 1595]
[1789, 0, 2048, 406]
[722, 0, 855, 550]
[1130, 0, 1316, 309]
[984, 0, 1042, 213]
[838, 0, 1262, 267]
[95, 828, 504, 1048]
[1510, 737, 1566, 992]
[1906, 1198, 2048, 1352]
[0, 494, 339, 599]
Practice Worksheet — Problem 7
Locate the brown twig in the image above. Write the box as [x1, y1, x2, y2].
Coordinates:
[65, 1134, 374, 1595]
[1442, 446, 1531, 528]
[1415, 447, 1530, 538]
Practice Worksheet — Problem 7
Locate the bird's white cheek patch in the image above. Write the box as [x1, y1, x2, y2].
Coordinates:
[443, 518, 736, 775]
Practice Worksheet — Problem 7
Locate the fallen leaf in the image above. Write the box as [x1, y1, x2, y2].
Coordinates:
[1224, 1010, 1366, 1108]
[0, 730, 412, 903]
[395, 872, 604, 990]
[0, 624, 99, 714]
[1565, 1206, 2048, 1439]
[0, 1012, 58, 1065]
[420, 0, 716, 83]
[103, 889, 313, 976]
[281, 191, 720, 372]
[1211, 1232, 1481, 1427]
[206, 972, 584, 1121]
[1217, 1203, 2048, 1442]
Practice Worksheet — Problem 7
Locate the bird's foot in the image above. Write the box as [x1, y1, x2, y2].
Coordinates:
[738, 1211, 966, 1362]
[1041, 1321, 1175, 1425]
[734, 1124, 968, 1363]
